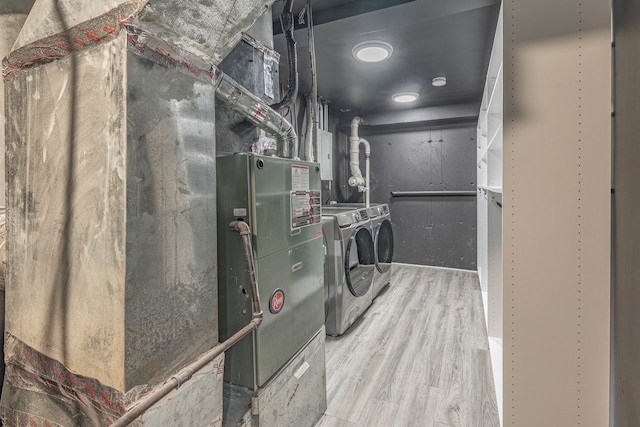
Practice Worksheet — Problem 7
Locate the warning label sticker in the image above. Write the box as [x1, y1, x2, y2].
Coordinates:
[291, 191, 321, 229]
[291, 165, 310, 192]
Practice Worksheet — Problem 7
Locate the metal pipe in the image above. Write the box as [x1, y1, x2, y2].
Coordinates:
[111, 221, 262, 427]
[390, 191, 477, 197]
[365, 147, 370, 208]
[228, 221, 262, 316]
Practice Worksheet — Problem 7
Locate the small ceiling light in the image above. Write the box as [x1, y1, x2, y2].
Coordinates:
[352, 41, 393, 63]
[392, 92, 419, 103]
[432, 76, 447, 87]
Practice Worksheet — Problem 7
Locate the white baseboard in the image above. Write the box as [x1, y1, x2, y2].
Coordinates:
[392, 262, 478, 274]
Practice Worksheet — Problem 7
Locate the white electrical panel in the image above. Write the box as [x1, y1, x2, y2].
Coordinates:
[317, 130, 333, 181]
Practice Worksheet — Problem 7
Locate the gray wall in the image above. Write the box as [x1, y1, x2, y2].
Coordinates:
[331, 113, 477, 270]
[613, 0, 640, 425]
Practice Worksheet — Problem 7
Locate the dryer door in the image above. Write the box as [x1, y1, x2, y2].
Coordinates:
[344, 226, 375, 297]
[375, 218, 394, 274]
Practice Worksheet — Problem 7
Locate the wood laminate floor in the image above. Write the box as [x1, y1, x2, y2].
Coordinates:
[317, 264, 500, 427]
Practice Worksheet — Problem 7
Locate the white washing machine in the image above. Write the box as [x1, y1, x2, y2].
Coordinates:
[322, 206, 375, 336]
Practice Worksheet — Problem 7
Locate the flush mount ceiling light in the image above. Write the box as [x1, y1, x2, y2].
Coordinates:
[432, 76, 447, 86]
[352, 41, 393, 63]
[392, 92, 419, 103]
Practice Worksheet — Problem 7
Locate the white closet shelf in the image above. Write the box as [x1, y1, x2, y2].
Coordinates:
[479, 149, 488, 164]
[486, 65, 503, 114]
[478, 186, 503, 193]
[487, 124, 503, 152]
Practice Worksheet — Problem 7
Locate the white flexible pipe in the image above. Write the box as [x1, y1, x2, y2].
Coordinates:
[364, 143, 370, 207]
[348, 117, 371, 207]
[348, 117, 363, 185]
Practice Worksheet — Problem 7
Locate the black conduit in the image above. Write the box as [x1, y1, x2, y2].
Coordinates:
[270, 0, 298, 112]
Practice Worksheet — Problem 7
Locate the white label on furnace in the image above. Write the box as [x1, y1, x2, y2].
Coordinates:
[291, 165, 310, 191]
[233, 208, 247, 217]
[294, 361, 310, 379]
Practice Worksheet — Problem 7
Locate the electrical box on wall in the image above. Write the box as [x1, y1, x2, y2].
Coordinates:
[317, 130, 333, 180]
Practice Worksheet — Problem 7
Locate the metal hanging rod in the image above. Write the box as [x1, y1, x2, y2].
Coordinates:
[390, 191, 477, 197]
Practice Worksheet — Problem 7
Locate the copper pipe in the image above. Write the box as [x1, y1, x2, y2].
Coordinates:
[111, 221, 262, 427]
[229, 221, 262, 316]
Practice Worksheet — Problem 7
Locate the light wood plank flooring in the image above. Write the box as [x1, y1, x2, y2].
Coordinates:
[317, 264, 499, 427]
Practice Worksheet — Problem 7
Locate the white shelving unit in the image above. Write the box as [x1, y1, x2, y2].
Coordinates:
[477, 5, 502, 424]
[480, 1, 611, 424]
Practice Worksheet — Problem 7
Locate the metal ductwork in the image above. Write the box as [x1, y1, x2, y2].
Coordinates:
[0, 1, 296, 423]
[11, 0, 277, 65]
[137, 0, 278, 66]
[9, 1, 296, 157]
[124, 14, 298, 158]
[215, 72, 298, 158]
[111, 221, 263, 427]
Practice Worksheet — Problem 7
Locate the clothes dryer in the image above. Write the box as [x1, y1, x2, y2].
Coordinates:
[322, 207, 375, 336]
[371, 204, 393, 298]
[322, 203, 394, 299]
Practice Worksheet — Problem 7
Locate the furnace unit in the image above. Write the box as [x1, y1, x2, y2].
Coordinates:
[217, 153, 325, 390]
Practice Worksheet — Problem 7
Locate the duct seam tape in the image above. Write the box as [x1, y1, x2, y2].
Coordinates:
[2, 2, 139, 83]
[2, 333, 128, 424]
[242, 33, 280, 62]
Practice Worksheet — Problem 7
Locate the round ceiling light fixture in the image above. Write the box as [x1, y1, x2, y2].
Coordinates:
[352, 41, 393, 63]
[392, 92, 419, 103]
[432, 76, 447, 87]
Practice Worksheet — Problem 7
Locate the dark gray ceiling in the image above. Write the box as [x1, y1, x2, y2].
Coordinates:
[273, 0, 501, 115]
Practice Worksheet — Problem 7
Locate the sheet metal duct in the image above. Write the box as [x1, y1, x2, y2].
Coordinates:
[11, 0, 277, 65]
[0, 1, 34, 413]
[0, 0, 282, 424]
[124, 18, 298, 158]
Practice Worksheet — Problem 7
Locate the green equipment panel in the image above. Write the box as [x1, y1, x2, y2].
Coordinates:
[217, 153, 324, 390]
